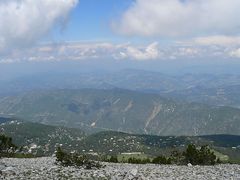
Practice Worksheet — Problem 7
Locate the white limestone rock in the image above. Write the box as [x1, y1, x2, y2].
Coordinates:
[1, 157, 240, 179]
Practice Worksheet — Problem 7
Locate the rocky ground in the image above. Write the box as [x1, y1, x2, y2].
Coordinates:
[0, 157, 240, 179]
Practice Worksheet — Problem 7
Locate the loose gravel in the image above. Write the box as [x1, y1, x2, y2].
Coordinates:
[1, 157, 240, 179]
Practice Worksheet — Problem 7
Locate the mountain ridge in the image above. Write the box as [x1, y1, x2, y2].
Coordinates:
[0, 88, 240, 136]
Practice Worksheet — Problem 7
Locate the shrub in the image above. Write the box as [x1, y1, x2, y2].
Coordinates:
[55, 147, 103, 169]
[141, 158, 151, 164]
[128, 157, 151, 164]
[152, 156, 171, 164]
[170, 150, 184, 165]
[108, 156, 118, 163]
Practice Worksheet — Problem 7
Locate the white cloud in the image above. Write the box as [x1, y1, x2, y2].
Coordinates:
[0, 0, 78, 53]
[115, 0, 240, 37]
[229, 49, 240, 58]
[117, 42, 160, 61]
[0, 42, 162, 63]
[177, 47, 199, 57]
[2, 41, 240, 64]
[193, 36, 240, 46]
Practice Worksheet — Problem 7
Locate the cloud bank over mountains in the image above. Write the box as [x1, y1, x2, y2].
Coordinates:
[0, 0, 78, 53]
[2, 41, 240, 64]
[0, 42, 161, 63]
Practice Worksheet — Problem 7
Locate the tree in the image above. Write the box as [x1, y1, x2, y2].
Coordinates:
[198, 145, 216, 165]
[183, 144, 217, 165]
[0, 134, 17, 158]
[183, 144, 199, 165]
[55, 147, 68, 164]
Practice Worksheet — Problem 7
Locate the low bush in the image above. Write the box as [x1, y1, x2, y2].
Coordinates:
[128, 157, 151, 164]
[55, 144, 219, 167]
[55, 147, 103, 169]
[108, 155, 118, 163]
[152, 156, 171, 164]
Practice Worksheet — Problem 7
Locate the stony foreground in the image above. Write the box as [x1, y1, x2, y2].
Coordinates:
[0, 157, 240, 180]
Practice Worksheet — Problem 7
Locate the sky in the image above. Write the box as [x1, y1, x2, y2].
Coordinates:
[1, 0, 240, 65]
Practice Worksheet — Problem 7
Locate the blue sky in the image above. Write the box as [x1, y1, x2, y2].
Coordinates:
[56, 0, 133, 42]
[59, 0, 175, 44]
[1, 0, 240, 64]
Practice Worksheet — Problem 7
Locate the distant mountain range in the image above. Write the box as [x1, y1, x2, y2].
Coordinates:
[162, 84, 240, 108]
[0, 89, 240, 136]
[1, 69, 240, 107]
